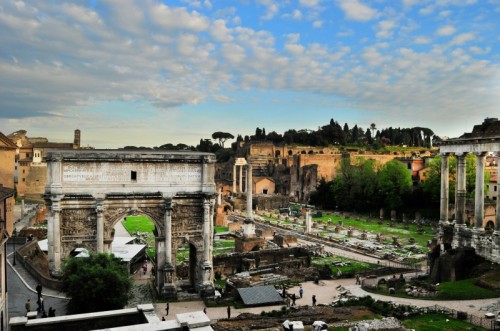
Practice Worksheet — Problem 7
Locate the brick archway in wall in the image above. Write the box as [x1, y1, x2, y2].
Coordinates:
[44, 150, 218, 299]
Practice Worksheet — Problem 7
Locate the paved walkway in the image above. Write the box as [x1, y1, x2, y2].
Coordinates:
[153, 277, 500, 323]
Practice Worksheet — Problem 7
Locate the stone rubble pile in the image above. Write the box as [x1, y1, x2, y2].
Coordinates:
[350, 317, 404, 330]
[479, 300, 500, 313]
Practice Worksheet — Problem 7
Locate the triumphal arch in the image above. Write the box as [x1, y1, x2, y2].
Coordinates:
[437, 118, 500, 263]
[44, 149, 217, 299]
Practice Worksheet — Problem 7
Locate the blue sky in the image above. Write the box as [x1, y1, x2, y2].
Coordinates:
[1, 0, 499, 148]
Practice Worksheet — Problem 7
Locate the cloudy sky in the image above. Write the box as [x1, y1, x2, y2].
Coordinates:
[1, 0, 499, 148]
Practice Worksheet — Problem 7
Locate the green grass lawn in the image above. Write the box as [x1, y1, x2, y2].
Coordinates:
[122, 215, 156, 259]
[402, 313, 490, 331]
[312, 256, 380, 277]
[213, 239, 235, 255]
[312, 213, 434, 247]
[434, 278, 500, 300]
[215, 226, 229, 233]
[363, 277, 500, 301]
[262, 210, 434, 248]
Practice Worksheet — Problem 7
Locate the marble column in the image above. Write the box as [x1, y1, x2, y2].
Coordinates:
[455, 153, 467, 225]
[161, 198, 176, 299]
[201, 198, 214, 295]
[233, 165, 236, 193]
[440, 153, 450, 223]
[164, 201, 173, 267]
[474, 152, 486, 229]
[202, 199, 211, 264]
[96, 203, 104, 253]
[239, 165, 243, 193]
[246, 164, 253, 220]
[52, 201, 62, 272]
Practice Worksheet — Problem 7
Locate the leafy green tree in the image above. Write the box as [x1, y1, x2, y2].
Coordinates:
[421, 153, 489, 204]
[351, 158, 379, 211]
[62, 253, 132, 314]
[309, 178, 336, 209]
[211, 132, 234, 148]
[378, 159, 412, 211]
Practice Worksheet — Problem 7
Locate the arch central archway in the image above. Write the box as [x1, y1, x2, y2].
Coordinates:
[44, 150, 218, 299]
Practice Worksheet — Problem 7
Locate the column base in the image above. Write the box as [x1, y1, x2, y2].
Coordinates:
[200, 281, 215, 298]
[161, 284, 177, 300]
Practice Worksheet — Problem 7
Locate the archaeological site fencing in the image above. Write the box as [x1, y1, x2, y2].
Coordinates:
[430, 304, 499, 330]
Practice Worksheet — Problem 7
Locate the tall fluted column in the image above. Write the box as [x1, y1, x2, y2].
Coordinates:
[201, 197, 215, 296]
[96, 203, 104, 253]
[440, 153, 450, 223]
[233, 165, 237, 193]
[161, 198, 176, 300]
[203, 199, 211, 264]
[455, 153, 467, 225]
[164, 200, 173, 266]
[246, 164, 253, 219]
[239, 165, 243, 193]
[53, 202, 61, 271]
[474, 152, 487, 229]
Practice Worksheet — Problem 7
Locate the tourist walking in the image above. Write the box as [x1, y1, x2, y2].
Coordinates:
[312, 295, 316, 306]
[165, 303, 169, 316]
[36, 283, 42, 299]
[25, 299, 31, 315]
[227, 305, 231, 319]
[299, 286, 303, 299]
[37, 296, 45, 313]
[291, 293, 296, 306]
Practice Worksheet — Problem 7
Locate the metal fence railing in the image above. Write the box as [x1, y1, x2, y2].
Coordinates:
[431, 304, 499, 330]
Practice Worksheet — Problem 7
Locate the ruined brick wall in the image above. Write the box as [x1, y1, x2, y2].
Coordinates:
[254, 195, 289, 210]
[213, 246, 315, 275]
[23, 163, 47, 196]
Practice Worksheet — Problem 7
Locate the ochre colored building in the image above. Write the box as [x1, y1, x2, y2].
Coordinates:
[0, 131, 16, 235]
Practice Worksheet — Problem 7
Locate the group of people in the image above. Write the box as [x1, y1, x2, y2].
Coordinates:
[25, 284, 55, 318]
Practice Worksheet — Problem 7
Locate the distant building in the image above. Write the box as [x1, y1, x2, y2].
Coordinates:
[7, 129, 82, 199]
[0, 131, 16, 234]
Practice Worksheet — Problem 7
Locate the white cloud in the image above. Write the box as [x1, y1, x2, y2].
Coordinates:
[210, 19, 233, 42]
[337, 0, 378, 21]
[436, 25, 456, 36]
[450, 33, 475, 45]
[284, 44, 305, 55]
[150, 4, 209, 32]
[300, 0, 320, 7]
[414, 36, 431, 44]
[286, 33, 300, 44]
[313, 20, 323, 28]
[376, 20, 396, 38]
[257, 0, 280, 20]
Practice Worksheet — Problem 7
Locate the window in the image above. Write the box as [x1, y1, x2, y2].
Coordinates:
[407, 163, 411, 170]
[22, 178, 25, 182]
[495, 186, 497, 192]
[131, 171, 137, 181]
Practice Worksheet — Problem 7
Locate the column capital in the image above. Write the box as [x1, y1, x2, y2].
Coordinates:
[96, 205, 104, 214]
[474, 151, 488, 157]
[163, 198, 175, 211]
[440, 152, 451, 157]
[455, 152, 468, 158]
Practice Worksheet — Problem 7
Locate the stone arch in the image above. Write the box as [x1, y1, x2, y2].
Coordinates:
[44, 150, 217, 300]
[173, 236, 204, 291]
[485, 220, 495, 230]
